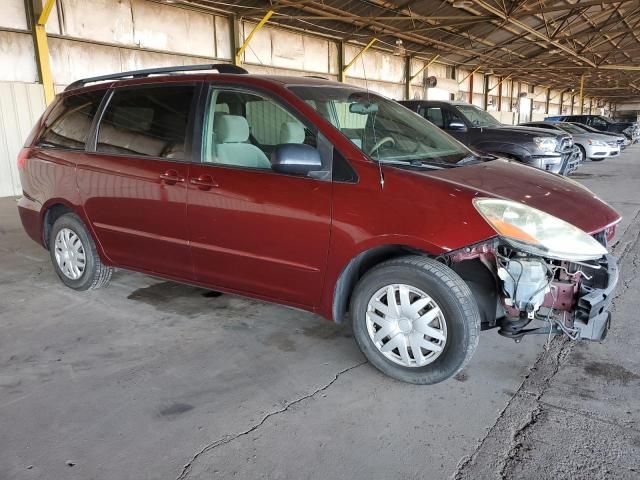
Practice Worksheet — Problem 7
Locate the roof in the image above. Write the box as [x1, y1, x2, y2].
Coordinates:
[187, 0, 640, 101]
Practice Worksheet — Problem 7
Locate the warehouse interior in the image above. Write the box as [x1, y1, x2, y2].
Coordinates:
[1, 1, 640, 479]
[2, 0, 640, 197]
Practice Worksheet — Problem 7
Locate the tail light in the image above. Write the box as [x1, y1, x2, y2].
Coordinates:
[17, 147, 32, 170]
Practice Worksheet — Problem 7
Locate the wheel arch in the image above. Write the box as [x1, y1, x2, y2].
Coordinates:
[41, 199, 78, 249]
[331, 244, 432, 324]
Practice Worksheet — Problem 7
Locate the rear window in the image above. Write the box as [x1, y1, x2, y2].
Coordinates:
[96, 85, 195, 159]
[36, 91, 104, 150]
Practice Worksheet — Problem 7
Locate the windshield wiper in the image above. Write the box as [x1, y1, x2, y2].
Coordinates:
[456, 154, 485, 165]
[378, 159, 446, 169]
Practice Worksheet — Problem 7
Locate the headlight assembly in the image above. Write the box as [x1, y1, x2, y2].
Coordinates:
[588, 139, 607, 146]
[473, 198, 608, 261]
[533, 137, 557, 152]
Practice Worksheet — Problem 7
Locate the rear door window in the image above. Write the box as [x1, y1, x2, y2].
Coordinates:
[422, 107, 445, 128]
[36, 91, 104, 150]
[96, 85, 195, 160]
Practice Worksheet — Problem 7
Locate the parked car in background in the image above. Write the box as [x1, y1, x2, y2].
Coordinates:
[545, 114, 639, 142]
[17, 65, 621, 385]
[400, 100, 580, 175]
[568, 122, 630, 150]
[520, 121, 619, 162]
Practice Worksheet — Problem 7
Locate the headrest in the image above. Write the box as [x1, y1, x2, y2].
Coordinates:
[279, 121, 305, 144]
[214, 114, 249, 143]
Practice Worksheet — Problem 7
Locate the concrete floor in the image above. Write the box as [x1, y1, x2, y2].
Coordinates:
[1, 146, 639, 480]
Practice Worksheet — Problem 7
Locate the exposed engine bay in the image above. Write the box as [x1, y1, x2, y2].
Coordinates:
[446, 235, 619, 343]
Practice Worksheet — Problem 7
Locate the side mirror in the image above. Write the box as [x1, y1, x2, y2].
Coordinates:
[271, 144, 322, 176]
[448, 121, 467, 132]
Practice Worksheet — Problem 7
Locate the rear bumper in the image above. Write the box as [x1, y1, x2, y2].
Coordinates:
[17, 195, 44, 247]
[574, 254, 619, 341]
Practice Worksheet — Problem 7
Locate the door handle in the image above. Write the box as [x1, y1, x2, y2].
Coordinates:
[159, 170, 185, 185]
[190, 175, 218, 190]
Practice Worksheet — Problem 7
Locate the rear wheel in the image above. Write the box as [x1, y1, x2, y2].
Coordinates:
[350, 256, 481, 384]
[49, 213, 112, 290]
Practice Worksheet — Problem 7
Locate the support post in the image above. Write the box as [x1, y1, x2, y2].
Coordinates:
[404, 56, 411, 100]
[497, 76, 502, 112]
[559, 91, 564, 114]
[32, 0, 56, 104]
[343, 38, 377, 76]
[509, 78, 515, 112]
[230, 15, 241, 66]
[469, 71, 473, 104]
[338, 41, 346, 82]
[545, 88, 550, 114]
[236, 10, 273, 65]
[579, 74, 585, 114]
[570, 93, 575, 114]
[483, 74, 490, 110]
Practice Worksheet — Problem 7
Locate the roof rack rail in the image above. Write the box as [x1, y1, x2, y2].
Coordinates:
[64, 63, 248, 92]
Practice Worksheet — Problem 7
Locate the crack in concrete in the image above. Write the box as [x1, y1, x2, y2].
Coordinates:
[175, 360, 367, 480]
[454, 208, 640, 479]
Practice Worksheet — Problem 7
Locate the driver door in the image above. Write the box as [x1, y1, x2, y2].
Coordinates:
[187, 86, 332, 307]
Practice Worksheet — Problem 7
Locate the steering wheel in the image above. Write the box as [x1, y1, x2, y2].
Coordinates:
[368, 136, 395, 156]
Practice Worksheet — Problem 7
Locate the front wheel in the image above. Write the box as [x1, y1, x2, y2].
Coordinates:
[350, 256, 481, 384]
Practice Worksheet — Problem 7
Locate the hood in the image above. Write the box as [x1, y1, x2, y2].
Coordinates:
[424, 159, 620, 234]
[591, 133, 619, 143]
[483, 125, 563, 137]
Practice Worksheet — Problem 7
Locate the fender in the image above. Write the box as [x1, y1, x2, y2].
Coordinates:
[325, 235, 446, 324]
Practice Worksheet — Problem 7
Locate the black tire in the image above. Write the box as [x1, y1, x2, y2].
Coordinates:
[49, 213, 113, 291]
[577, 145, 586, 163]
[350, 256, 480, 384]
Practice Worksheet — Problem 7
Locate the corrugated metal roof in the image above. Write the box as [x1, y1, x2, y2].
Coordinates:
[176, 0, 640, 100]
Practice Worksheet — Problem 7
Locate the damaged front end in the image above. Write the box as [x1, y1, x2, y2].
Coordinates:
[446, 197, 620, 343]
[447, 233, 618, 343]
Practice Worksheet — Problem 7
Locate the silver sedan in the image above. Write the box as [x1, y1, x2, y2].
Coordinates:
[520, 121, 617, 162]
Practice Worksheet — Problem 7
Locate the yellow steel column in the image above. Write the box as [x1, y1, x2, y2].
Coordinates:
[343, 38, 377, 76]
[34, 0, 56, 105]
[236, 10, 273, 66]
[409, 54, 440, 82]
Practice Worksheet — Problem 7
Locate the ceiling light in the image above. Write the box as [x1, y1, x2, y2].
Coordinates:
[393, 39, 406, 56]
[452, 1, 474, 7]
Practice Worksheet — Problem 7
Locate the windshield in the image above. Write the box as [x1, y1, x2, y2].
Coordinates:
[555, 123, 586, 134]
[455, 104, 502, 127]
[288, 86, 471, 165]
[596, 115, 614, 124]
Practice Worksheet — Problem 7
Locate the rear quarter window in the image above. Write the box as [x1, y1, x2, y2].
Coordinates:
[36, 91, 105, 150]
[96, 85, 195, 160]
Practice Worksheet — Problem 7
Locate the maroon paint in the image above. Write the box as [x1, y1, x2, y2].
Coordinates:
[17, 74, 621, 322]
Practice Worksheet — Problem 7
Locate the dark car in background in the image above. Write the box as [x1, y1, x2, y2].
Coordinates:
[545, 114, 638, 142]
[400, 100, 580, 175]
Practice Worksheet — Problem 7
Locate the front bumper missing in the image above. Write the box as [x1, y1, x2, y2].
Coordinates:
[496, 254, 618, 342]
[574, 254, 619, 341]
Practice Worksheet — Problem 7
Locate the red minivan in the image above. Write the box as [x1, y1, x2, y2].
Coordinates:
[17, 65, 620, 384]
